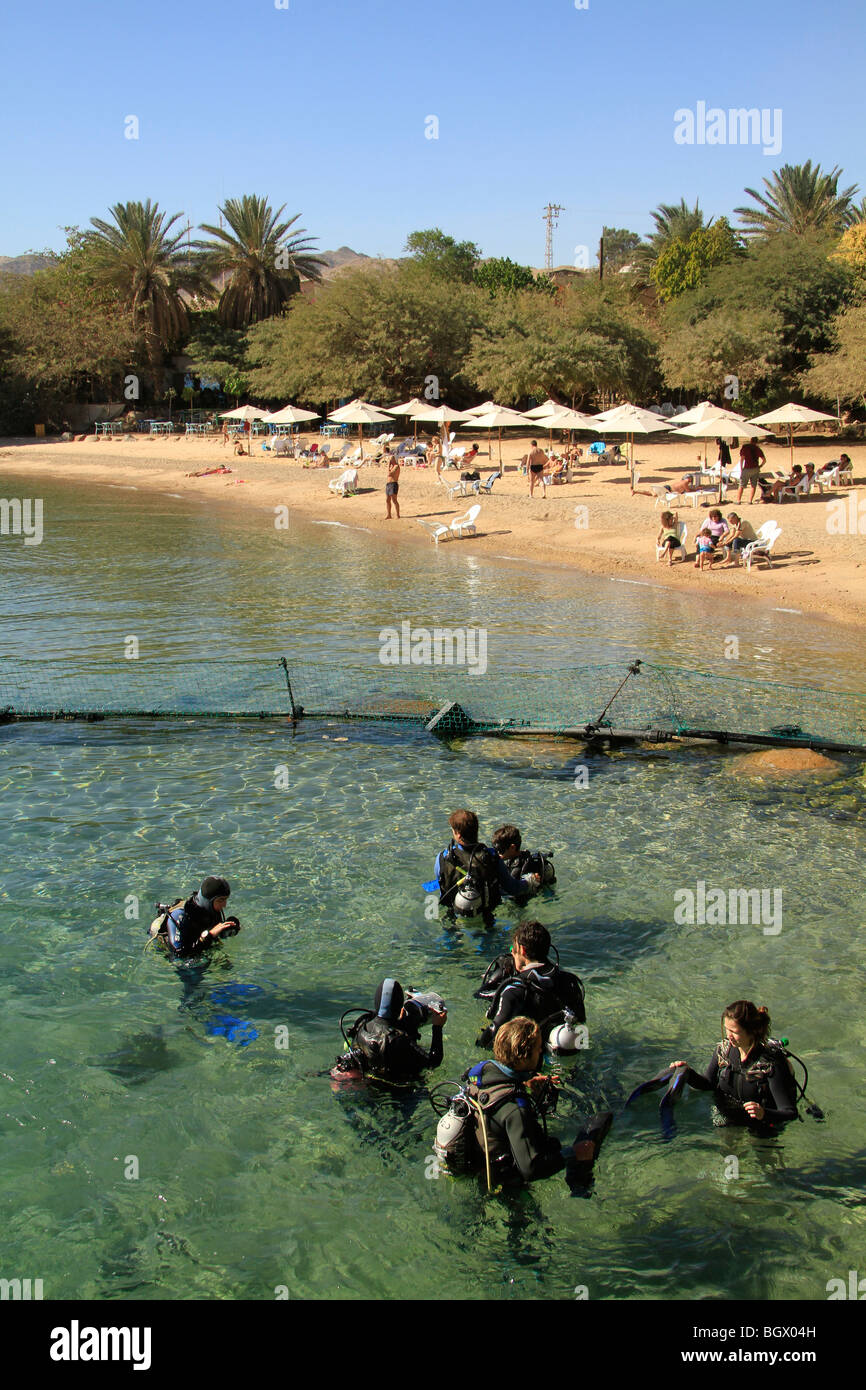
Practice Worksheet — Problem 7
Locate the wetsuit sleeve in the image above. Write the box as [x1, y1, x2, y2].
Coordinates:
[502, 1100, 565, 1182]
[494, 855, 531, 899]
[487, 980, 524, 1033]
[401, 1026, 443, 1075]
[699, 1051, 721, 1088]
[762, 1064, 798, 1124]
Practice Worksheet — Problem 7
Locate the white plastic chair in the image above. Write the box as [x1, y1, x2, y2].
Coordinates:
[651, 483, 680, 508]
[656, 521, 688, 562]
[781, 473, 812, 501]
[328, 468, 359, 497]
[744, 521, 782, 570]
[450, 503, 481, 538]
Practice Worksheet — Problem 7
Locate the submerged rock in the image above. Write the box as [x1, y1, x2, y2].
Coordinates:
[726, 748, 844, 778]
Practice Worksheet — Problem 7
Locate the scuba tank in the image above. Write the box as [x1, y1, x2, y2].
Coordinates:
[453, 875, 484, 916]
[547, 1008, 586, 1056]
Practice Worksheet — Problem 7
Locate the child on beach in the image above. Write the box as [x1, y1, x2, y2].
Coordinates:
[694, 525, 717, 570]
[656, 511, 685, 565]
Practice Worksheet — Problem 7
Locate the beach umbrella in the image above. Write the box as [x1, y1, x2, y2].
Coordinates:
[465, 400, 505, 416]
[408, 401, 476, 450]
[673, 400, 747, 426]
[328, 398, 394, 457]
[532, 406, 598, 453]
[524, 398, 569, 419]
[672, 417, 772, 499]
[385, 397, 427, 442]
[469, 406, 534, 466]
[219, 404, 269, 454]
[263, 404, 320, 424]
[748, 402, 839, 469]
[590, 403, 671, 474]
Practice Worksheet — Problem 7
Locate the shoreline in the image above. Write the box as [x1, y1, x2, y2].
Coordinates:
[2, 433, 865, 631]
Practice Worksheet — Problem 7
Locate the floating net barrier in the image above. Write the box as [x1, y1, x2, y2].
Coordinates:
[2, 655, 866, 754]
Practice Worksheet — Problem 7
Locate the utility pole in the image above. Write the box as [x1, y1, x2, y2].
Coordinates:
[542, 203, 564, 270]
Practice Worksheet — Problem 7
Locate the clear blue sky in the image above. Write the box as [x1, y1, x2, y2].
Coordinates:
[2, 0, 864, 264]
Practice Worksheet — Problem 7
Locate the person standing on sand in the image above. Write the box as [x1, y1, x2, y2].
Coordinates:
[527, 441, 548, 498]
[737, 437, 765, 505]
[221, 421, 229, 447]
[385, 453, 401, 519]
[428, 433, 443, 485]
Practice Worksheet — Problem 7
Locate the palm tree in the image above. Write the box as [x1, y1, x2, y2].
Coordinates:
[735, 161, 859, 237]
[85, 200, 203, 387]
[634, 199, 706, 271]
[196, 195, 325, 329]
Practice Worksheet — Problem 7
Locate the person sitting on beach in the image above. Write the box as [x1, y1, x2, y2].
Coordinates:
[694, 525, 717, 570]
[766, 464, 803, 502]
[718, 512, 757, 566]
[656, 510, 685, 566]
[818, 452, 851, 476]
[705, 508, 728, 542]
[462, 443, 480, 468]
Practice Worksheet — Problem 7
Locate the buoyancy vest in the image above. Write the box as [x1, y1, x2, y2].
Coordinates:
[438, 842, 502, 915]
[714, 1039, 793, 1113]
[488, 961, 586, 1027]
[349, 1013, 425, 1081]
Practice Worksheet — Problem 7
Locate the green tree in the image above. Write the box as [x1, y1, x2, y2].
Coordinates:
[660, 232, 850, 408]
[473, 257, 555, 297]
[404, 228, 481, 283]
[183, 312, 249, 392]
[0, 240, 138, 431]
[245, 261, 482, 403]
[651, 219, 743, 301]
[634, 199, 706, 271]
[196, 195, 325, 329]
[801, 303, 866, 407]
[735, 161, 859, 237]
[83, 200, 202, 389]
[466, 276, 660, 407]
[599, 227, 642, 272]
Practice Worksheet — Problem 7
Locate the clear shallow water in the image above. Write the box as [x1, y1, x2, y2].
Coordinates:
[1, 476, 865, 1302]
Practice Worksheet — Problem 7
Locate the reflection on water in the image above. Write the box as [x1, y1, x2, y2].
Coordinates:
[1, 476, 864, 1302]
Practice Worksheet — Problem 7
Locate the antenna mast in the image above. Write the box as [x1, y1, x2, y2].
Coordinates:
[542, 203, 564, 270]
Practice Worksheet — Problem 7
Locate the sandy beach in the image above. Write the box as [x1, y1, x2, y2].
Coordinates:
[3, 431, 865, 630]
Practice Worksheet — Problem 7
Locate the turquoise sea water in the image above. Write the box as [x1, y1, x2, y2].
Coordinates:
[1, 475, 865, 1302]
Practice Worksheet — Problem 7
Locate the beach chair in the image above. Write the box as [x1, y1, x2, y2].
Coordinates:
[473, 470, 501, 495]
[651, 482, 681, 508]
[416, 517, 453, 544]
[450, 503, 481, 538]
[328, 468, 359, 497]
[448, 477, 469, 500]
[656, 521, 688, 563]
[838, 459, 854, 486]
[588, 441, 606, 456]
[743, 521, 782, 570]
[780, 473, 812, 502]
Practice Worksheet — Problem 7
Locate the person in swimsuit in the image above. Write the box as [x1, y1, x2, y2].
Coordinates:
[527, 440, 548, 498]
[385, 452, 401, 519]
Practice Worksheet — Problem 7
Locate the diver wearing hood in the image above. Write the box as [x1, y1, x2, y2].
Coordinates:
[475, 921, 585, 1048]
[435, 810, 540, 921]
[335, 979, 446, 1085]
[149, 876, 240, 958]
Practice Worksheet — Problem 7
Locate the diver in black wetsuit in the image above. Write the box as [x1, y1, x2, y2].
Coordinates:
[434, 809, 539, 922]
[669, 999, 798, 1132]
[475, 920, 585, 1048]
[334, 979, 446, 1085]
[150, 876, 240, 959]
[454, 1017, 611, 1187]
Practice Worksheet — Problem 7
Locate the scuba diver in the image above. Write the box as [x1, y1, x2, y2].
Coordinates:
[474, 920, 586, 1052]
[432, 1017, 612, 1190]
[433, 809, 540, 922]
[332, 978, 446, 1086]
[491, 825, 556, 896]
[628, 999, 814, 1136]
[149, 875, 241, 958]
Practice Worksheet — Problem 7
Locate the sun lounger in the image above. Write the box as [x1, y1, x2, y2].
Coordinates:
[328, 468, 359, 497]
